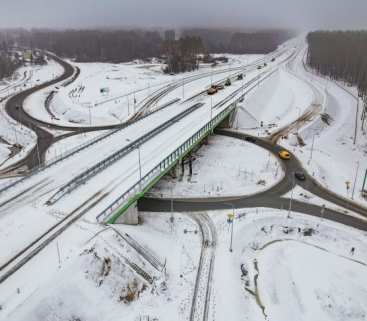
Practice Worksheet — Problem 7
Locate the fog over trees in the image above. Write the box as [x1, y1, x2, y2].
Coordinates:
[0, 28, 292, 74]
[0, 41, 21, 80]
[307, 31, 367, 99]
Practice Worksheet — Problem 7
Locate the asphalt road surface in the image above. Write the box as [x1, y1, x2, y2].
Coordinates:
[139, 129, 367, 232]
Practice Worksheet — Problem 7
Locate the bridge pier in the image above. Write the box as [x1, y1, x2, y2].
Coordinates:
[218, 106, 237, 128]
[115, 201, 139, 225]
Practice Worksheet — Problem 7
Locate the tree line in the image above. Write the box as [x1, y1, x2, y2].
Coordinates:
[307, 31, 367, 99]
[162, 36, 204, 73]
[0, 41, 22, 80]
[0, 28, 292, 76]
[182, 29, 293, 54]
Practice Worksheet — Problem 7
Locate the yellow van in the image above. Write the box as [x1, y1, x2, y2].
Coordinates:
[278, 150, 291, 160]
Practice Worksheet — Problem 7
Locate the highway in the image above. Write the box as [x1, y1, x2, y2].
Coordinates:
[139, 129, 367, 232]
[0, 42, 366, 321]
[1, 49, 286, 175]
[0, 48, 292, 285]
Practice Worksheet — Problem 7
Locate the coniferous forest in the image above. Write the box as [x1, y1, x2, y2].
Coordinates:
[307, 31, 367, 99]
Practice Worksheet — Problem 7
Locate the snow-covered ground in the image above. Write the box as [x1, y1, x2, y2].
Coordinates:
[234, 47, 315, 137]
[284, 185, 367, 222]
[0, 59, 64, 170]
[212, 209, 367, 321]
[27, 54, 265, 127]
[234, 43, 367, 208]
[2, 209, 366, 321]
[1, 39, 366, 321]
[2, 212, 202, 321]
[151, 134, 283, 197]
[281, 51, 367, 207]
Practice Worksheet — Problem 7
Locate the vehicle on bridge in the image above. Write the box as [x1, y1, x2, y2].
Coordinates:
[278, 150, 291, 160]
[207, 86, 218, 95]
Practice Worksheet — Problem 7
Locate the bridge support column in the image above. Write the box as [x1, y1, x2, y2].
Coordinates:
[218, 108, 236, 128]
[115, 202, 139, 225]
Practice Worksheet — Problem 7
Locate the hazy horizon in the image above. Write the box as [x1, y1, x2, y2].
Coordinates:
[1, 0, 367, 31]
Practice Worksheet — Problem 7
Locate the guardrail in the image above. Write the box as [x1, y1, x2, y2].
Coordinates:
[97, 102, 237, 223]
[46, 102, 204, 205]
[97, 68, 279, 224]
[0, 96, 183, 197]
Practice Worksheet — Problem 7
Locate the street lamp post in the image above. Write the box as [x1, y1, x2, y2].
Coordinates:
[223, 202, 235, 252]
[137, 145, 142, 189]
[288, 172, 295, 218]
[317, 204, 326, 229]
[308, 130, 317, 165]
[352, 161, 360, 200]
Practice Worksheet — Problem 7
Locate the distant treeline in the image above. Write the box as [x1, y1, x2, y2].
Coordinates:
[182, 29, 293, 54]
[0, 28, 292, 75]
[2, 28, 291, 59]
[307, 31, 367, 98]
[162, 36, 204, 73]
[11, 29, 162, 63]
[0, 41, 21, 80]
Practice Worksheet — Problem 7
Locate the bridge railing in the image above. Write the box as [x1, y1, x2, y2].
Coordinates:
[97, 102, 237, 223]
[97, 69, 280, 224]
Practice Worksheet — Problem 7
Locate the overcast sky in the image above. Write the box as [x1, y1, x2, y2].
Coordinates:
[1, 0, 367, 30]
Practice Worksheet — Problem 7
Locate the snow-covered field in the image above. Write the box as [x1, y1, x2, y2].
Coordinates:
[212, 209, 367, 321]
[234, 47, 315, 137]
[25, 54, 264, 127]
[2, 212, 202, 321]
[151, 135, 283, 197]
[3, 209, 366, 321]
[281, 51, 367, 207]
[1, 38, 366, 321]
[234, 43, 367, 208]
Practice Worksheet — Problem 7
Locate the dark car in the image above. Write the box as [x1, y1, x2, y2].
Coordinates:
[295, 171, 306, 181]
[244, 136, 256, 143]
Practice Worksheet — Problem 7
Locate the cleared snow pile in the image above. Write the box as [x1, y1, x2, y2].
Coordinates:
[7, 229, 167, 321]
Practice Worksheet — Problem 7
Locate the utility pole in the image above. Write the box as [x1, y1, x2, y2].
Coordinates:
[352, 161, 360, 200]
[288, 172, 294, 218]
[88, 105, 92, 125]
[127, 95, 130, 115]
[138, 146, 142, 185]
[317, 204, 326, 229]
[353, 97, 359, 145]
[362, 169, 367, 193]
[210, 95, 213, 123]
[56, 241, 61, 268]
[308, 132, 316, 165]
[133, 93, 136, 113]
[224, 202, 235, 252]
[170, 188, 174, 233]
[36, 139, 41, 167]
[230, 213, 234, 252]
